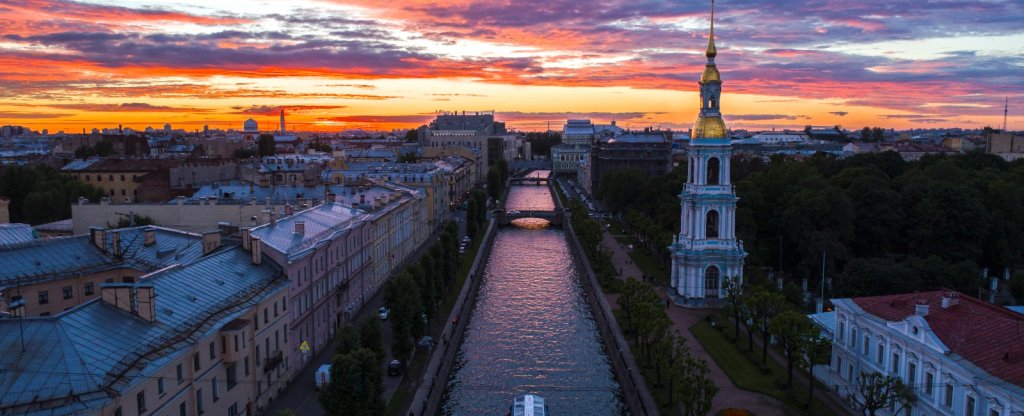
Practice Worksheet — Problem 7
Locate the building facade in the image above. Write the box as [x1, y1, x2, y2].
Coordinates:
[669, 2, 746, 303]
[588, 131, 672, 193]
[830, 291, 1024, 416]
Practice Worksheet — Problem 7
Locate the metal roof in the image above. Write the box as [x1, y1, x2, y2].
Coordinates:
[0, 246, 287, 415]
[250, 203, 368, 262]
[0, 224, 37, 246]
[0, 227, 204, 292]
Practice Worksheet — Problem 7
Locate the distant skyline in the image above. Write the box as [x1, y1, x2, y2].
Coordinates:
[0, 0, 1021, 133]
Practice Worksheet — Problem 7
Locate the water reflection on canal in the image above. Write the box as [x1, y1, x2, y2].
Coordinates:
[441, 185, 625, 415]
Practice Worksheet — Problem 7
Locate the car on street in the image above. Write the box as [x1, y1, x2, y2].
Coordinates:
[378, 306, 389, 321]
[388, 359, 402, 376]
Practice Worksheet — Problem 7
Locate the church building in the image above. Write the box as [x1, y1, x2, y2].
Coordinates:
[669, 0, 746, 304]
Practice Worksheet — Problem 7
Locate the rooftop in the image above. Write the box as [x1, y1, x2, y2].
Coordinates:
[850, 290, 1024, 389]
[0, 226, 205, 291]
[0, 246, 287, 415]
[249, 203, 368, 262]
[0, 223, 36, 246]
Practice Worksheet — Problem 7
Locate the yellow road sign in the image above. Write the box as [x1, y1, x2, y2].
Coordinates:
[299, 341, 310, 353]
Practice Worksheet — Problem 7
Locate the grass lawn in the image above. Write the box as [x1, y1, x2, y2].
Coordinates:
[690, 320, 833, 416]
[384, 224, 485, 416]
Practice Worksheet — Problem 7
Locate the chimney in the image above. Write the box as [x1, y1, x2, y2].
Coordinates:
[294, 221, 305, 235]
[111, 230, 121, 256]
[251, 237, 262, 265]
[941, 292, 959, 309]
[915, 300, 929, 316]
[136, 286, 156, 323]
[241, 228, 252, 250]
[201, 231, 221, 255]
[285, 204, 294, 216]
[144, 227, 156, 246]
[270, 210, 277, 226]
[90, 227, 106, 252]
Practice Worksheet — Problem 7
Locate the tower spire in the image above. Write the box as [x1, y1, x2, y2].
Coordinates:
[706, 0, 717, 59]
[1004, 97, 1009, 132]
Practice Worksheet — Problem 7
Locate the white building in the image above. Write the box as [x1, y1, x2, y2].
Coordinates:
[747, 130, 810, 145]
[830, 291, 1024, 416]
[668, 1, 745, 304]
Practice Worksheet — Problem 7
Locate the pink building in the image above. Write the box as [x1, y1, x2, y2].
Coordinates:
[247, 202, 373, 369]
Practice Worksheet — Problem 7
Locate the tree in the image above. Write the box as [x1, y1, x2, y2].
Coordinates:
[307, 142, 332, 153]
[747, 286, 788, 364]
[335, 324, 360, 356]
[234, 148, 257, 159]
[74, 145, 95, 159]
[398, 152, 419, 163]
[115, 213, 155, 228]
[860, 127, 872, 142]
[404, 129, 418, 142]
[804, 330, 832, 408]
[319, 348, 385, 416]
[723, 277, 744, 343]
[487, 166, 502, 201]
[768, 310, 817, 388]
[856, 371, 915, 416]
[258, 134, 276, 157]
[93, 139, 116, 157]
[359, 315, 386, 364]
[678, 354, 717, 416]
[1010, 270, 1024, 303]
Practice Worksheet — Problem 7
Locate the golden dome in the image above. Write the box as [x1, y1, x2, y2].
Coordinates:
[700, 64, 720, 82]
[692, 115, 727, 139]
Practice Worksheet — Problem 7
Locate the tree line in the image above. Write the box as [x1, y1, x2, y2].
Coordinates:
[599, 151, 1024, 302]
[319, 316, 387, 416]
[0, 165, 104, 225]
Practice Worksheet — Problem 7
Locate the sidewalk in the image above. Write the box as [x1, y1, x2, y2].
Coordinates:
[600, 228, 786, 416]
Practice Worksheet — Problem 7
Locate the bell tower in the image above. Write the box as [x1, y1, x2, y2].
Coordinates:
[669, 0, 746, 303]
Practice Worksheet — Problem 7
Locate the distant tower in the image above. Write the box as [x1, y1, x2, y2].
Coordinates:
[203, 124, 209, 136]
[1005, 97, 1009, 132]
[669, 0, 746, 304]
[280, 109, 286, 133]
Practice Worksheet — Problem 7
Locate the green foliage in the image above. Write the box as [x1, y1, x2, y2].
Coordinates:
[404, 129, 418, 142]
[359, 315, 386, 364]
[335, 324, 361, 356]
[746, 286, 788, 365]
[307, 142, 333, 153]
[275, 410, 298, 416]
[398, 152, 419, 163]
[319, 348, 385, 416]
[768, 310, 816, 388]
[525, 131, 561, 157]
[93, 140, 116, 156]
[0, 165, 104, 225]
[258, 134, 276, 157]
[115, 213, 155, 228]
[856, 371, 915, 416]
[233, 148, 258, 159]
[1011, 271, 1024, 303]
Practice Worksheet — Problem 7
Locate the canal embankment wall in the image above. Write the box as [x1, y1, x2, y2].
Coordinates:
[556, 183, 660, 416]
[407, 218, 497, 416]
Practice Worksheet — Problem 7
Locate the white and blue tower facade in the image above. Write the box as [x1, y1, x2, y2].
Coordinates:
[670, 0, 746, 303]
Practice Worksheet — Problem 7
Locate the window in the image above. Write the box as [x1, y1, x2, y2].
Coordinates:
[97, 175, 102, 182]
[209, 341, 215, 359]
[924, 372, 934, 396]
[84, 282, 94, 296]
[38, 291, 49, 305]
[254, 314, 259, 331]
[892, 352, 900, 374]
[284, 324, 288, 343]
[62, 286, 73, 300]
[226, 363, 237, 390]
[120, 174, 125, 181]
[157, 377, 165, 395]
[197, 388, 204, 414]
[114, 407, 121, 416]
[838, 321, 845, 342]
[244, 356, 250, 377]
[179, 402, 187, 416]
[863, 334, 870, 355]
[274, 302, 278, 317]
[991, 410, 1000, 416]
[282, 297, 287, 311]
[176, 364, 183, 384]
[105, 278, 114, 283]
[122, 276, 134, 283]
[705, 210, 719, 238]
[850, 328, 857, 348]
[707, 157, 720, 185]
[877, 342, 885, 365]
[907, 362, 916, 392]
[255, 345, 261, 365]
[264, 308, 268, 324]
[704, 266, 720, 298]
[944, 382, 953, 407]
[234, 334, 239, 352]
[212, 377, 219, 401]
[229, 403, 239, 416]
[136, 391, 146, 413]
[108, 174, 113, 181]
[193, 353, 201, 371]
[965, 396, 975, 416]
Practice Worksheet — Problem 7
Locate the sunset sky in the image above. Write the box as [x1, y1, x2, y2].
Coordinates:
[0, 0, 1021, 133]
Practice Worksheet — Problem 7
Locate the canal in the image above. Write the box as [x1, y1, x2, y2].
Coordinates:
[441, 183, 626, 415]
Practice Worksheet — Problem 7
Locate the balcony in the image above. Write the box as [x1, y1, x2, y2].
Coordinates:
[264, 351, 283, 373]
[219, 319, 250, 363]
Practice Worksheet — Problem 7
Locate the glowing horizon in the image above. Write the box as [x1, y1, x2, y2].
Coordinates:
[1, 0, 1021, 133]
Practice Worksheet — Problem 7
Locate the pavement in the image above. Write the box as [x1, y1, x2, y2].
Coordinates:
[264, 208, 469, 416]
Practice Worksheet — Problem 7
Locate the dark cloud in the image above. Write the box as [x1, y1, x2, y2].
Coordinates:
[0, 111, 71, 118]
[829, 111, 849, 116]
[45, 102, 211, 112]
[727, 114, 807, 121]
[235, 105, 349, 116]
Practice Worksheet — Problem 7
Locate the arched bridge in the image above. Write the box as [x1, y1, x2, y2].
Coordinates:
[496, 210, 563, 226]
[509, 177, 549, 185]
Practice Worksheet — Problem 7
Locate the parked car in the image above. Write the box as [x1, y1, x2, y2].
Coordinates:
[378, 306, 389, 321]
[315, 364, 331, 389]
[388, 359, 402, 376]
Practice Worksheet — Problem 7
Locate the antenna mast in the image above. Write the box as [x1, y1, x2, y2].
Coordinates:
[1004, 97, 1009, 132]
